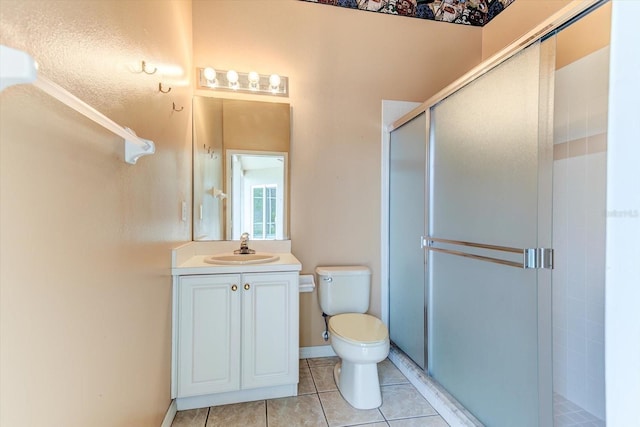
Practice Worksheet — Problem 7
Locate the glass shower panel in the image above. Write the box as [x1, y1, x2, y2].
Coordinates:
[389, 113, 427, 369]
[429, 39, 554, 426]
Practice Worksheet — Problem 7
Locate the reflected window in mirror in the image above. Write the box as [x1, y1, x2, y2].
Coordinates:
[253, 185, 276, 239]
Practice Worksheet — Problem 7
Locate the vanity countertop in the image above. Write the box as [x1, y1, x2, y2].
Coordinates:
[171, 241, 301, 275]
[172, 252, 302, 275]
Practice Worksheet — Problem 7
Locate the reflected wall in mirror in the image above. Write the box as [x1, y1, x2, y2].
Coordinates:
[193, 97, 290, 241]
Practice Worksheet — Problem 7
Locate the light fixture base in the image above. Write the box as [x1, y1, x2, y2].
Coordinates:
[197, 67, 288, 97]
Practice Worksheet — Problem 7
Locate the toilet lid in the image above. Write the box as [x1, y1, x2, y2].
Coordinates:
[329, 313, 389, 344]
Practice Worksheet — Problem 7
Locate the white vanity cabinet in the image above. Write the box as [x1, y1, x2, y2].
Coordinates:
[173, 269, 299, 409]
[177, 274, 241, 397]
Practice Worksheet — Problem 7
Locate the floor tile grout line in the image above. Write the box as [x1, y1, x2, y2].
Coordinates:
[264, 398, 269, 427]
[316, 389, 331, 427]
[384, 414, 447, 422]
[378, 408, 386, 424]
[340, 419, 387, 427]
[309, 358, 335, 426]
[308, 364, 321, 394]
[204, 406, 210, 427]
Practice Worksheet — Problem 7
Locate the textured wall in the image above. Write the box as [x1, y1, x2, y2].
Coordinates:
[0, 1, 192, 426]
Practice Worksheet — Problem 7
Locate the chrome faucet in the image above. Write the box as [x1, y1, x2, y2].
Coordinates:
[234, 232, 256, 255]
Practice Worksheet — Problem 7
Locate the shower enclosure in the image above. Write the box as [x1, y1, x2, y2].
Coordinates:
[387, 2, 609, 426]
[389, 112, 428, 370]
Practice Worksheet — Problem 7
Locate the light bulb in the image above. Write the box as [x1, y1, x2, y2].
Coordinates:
[269, 74, 281, 90]
[226, 69, 239, 85]
[248, 71, 260, 90]
[203, 67, 216, 81]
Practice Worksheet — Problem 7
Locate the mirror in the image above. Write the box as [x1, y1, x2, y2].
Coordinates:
[193, 97, 290, 241]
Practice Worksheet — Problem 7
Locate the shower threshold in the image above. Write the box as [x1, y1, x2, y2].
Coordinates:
[388, 343, 483, 427]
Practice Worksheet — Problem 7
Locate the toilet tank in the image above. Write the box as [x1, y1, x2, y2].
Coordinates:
[316, 266, 371, 316]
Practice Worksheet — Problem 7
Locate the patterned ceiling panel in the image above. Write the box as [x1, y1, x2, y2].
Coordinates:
[302, 0, 516, 26]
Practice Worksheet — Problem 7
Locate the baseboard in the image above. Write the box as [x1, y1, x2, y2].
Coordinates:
[160, 399, 177, 427]
[176, 384, 297, 410]
[299, 345, 336, 359]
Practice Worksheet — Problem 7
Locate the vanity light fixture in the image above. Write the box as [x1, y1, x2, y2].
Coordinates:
[198, 67, 288, 97]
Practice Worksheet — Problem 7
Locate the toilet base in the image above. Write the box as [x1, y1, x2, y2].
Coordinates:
[333, 360, 382, 409]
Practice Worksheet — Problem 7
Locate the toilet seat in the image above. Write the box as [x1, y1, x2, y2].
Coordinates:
[329, 313, 388, 345]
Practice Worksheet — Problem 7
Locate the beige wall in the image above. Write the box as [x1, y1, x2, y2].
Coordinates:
[0, 1, 192, 426]
[556, 2, 611, 69]
[192, 0, 483, 347]
[482, 0, 573, 60]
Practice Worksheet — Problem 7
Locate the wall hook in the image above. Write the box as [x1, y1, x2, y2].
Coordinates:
[140, 60, 157, 75]
[158, 82, 172, 93]
[172, 102, 183, 112]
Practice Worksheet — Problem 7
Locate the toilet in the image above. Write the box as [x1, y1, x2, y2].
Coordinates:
[316, 266, 390, 409]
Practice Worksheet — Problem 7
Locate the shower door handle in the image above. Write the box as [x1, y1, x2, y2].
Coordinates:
[427, 237, 554, 270]
[524, 248, 554, 269]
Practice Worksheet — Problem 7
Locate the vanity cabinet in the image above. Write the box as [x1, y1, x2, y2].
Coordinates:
[175, 271, 299, 405]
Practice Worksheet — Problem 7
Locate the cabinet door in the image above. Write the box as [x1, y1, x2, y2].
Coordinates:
[177, 274, 241, 397]
[241, 272, 299, 389]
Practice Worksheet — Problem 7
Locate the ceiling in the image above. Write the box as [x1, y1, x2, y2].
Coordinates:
[236, 154, 285, 171]
[302, 0, 515, 26]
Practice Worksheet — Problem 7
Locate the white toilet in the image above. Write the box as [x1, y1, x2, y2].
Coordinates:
[316, 266, 390, 409]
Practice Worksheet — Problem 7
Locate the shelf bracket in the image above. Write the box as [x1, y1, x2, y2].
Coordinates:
[0, 45, 37, 91]
[124, 128, 156, 164]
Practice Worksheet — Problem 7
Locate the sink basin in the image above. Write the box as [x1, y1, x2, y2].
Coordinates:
[204, 253, 280, 265]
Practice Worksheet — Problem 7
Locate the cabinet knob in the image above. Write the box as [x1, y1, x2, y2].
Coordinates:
[231, 284, 238, 291]
[244, 283, 250, 290]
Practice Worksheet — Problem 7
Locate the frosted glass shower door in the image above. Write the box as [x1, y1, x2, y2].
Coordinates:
[428, 40, 554, 426]
[389, 113, 427, 369]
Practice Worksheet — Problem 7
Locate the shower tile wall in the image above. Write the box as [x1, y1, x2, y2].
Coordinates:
[552, 46, 609, 422]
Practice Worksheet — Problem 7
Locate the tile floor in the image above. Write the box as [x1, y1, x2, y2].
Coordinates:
[172, 357, 450, 427]
[553, 393, 605, 427]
